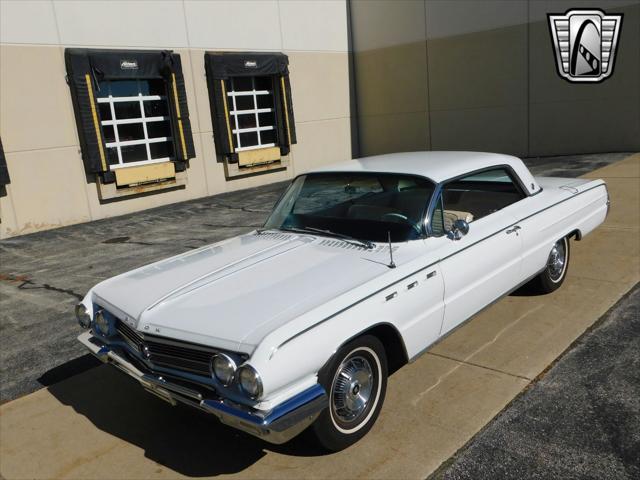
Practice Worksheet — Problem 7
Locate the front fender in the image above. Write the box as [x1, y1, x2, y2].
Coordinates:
[250, 290, 406, 404]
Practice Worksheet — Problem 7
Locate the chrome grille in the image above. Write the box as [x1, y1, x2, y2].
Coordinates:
[114, 319, 215, 377]
[116, 320, 144, 352]
[145, 340, 213, 376]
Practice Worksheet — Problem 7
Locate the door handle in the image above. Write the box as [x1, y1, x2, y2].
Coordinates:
[506, 225, 521, 235]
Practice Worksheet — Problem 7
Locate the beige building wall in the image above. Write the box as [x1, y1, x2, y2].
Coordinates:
[0, 0, 351, 238]
[350, 0, 640, 158]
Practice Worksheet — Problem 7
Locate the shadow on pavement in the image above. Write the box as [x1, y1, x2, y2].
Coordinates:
[45, 363, 327, 477]
[37, 354, 101, 387]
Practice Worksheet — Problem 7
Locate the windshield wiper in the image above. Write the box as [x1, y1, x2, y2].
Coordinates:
[280, 226, 375, 250]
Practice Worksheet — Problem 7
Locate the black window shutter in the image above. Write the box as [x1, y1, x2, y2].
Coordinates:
[161, 52, 195, 171]
[278, 73, 297, 155]
[0, 138, 10, 186]
[65, 49, 108, 175]
[204, 60, 235, 156]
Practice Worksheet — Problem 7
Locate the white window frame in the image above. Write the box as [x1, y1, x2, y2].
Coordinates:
[227, 76, 276, 152]
[96, 79, 174, 169]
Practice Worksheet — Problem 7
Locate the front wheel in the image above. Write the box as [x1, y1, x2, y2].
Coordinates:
[311, 335, 388, 451]
[531, 236, 570, 293]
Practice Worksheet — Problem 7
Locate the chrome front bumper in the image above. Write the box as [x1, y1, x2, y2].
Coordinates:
[78, 331, 327, 444]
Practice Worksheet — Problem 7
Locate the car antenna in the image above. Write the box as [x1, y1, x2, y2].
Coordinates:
[387, 231, 396, 269]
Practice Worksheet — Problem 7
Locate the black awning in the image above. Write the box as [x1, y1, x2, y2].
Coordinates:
[67, 48, 176, 80]
[205, 52, 289, 79]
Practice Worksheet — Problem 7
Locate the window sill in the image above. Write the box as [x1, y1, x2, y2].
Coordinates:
[237, 146, 281, 167]
[224, 156, 288, 179]
[113, 161, 176, 187]
[97, 169, 186, 201]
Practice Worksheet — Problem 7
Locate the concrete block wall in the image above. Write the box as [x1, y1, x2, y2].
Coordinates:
[0, 0, 352, 238]
[350, 0, 640, 158]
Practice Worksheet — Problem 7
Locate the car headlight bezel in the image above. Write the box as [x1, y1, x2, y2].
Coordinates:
[238, 364, 263, 400]
[75, 303, 92, 329]
[94, 309, 113, 337]
[210, 353, 237, 386]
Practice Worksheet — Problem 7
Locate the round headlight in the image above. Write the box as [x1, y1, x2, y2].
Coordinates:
[75, 303, 92, 329]
[210, 353, 237, 386]
[238, 365, 263, 400]
[95, 310, 110, 336]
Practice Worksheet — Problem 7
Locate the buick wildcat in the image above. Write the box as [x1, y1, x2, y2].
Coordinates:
[75, 152, 609, 451]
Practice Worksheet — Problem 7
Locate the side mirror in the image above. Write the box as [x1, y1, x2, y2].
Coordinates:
[449, 219, 469, 241]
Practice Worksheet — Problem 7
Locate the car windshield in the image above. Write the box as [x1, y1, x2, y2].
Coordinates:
[264, 172, 435, 242]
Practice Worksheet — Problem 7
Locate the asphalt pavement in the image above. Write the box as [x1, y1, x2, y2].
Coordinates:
[0, 152, 631, 401]
[434, 283, 640, 480]
[0, 152, 637, 480]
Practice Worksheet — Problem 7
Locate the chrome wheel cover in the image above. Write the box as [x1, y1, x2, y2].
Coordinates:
[331, 355, 374, 425]
[548, 239, 566, 281]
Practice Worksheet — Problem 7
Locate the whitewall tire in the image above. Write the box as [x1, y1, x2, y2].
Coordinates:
[312, 335, 388, 451]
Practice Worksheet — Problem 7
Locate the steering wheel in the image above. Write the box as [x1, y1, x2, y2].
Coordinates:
[380, 212, 422, 235]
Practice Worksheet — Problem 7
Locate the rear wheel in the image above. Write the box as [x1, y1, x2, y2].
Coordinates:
[312, 335, 387, 451]
[531, 237, 570, 293]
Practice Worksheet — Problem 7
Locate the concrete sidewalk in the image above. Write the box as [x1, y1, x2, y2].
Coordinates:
[434, 284, 639, 480]
[0, 152, 638, 479]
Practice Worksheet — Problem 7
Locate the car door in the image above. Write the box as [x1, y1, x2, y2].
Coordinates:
[430, 168, 526, 336]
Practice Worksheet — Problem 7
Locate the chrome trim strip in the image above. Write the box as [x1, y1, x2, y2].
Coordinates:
[142, 374, 203, 401]
[276, 181, 607, 351]
[276, 260, 441, 350]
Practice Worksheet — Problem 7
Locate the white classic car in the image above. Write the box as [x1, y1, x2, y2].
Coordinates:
[75, 152, 609, 451]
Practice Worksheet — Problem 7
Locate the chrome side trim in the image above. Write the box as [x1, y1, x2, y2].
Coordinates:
[276, 182, 607, 351]
[276, 260, 441, 350]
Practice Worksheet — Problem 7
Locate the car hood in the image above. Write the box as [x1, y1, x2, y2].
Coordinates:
[92, 231, 396, 352]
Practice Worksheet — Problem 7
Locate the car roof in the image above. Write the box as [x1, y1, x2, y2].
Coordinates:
[309, 151, 540, 195]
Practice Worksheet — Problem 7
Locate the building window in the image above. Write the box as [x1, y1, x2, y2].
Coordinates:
[97, 79, 174, 168]
[65, 48, 195, 190]
[227, 76, 277, 152]
[205, 52, 296, 174]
